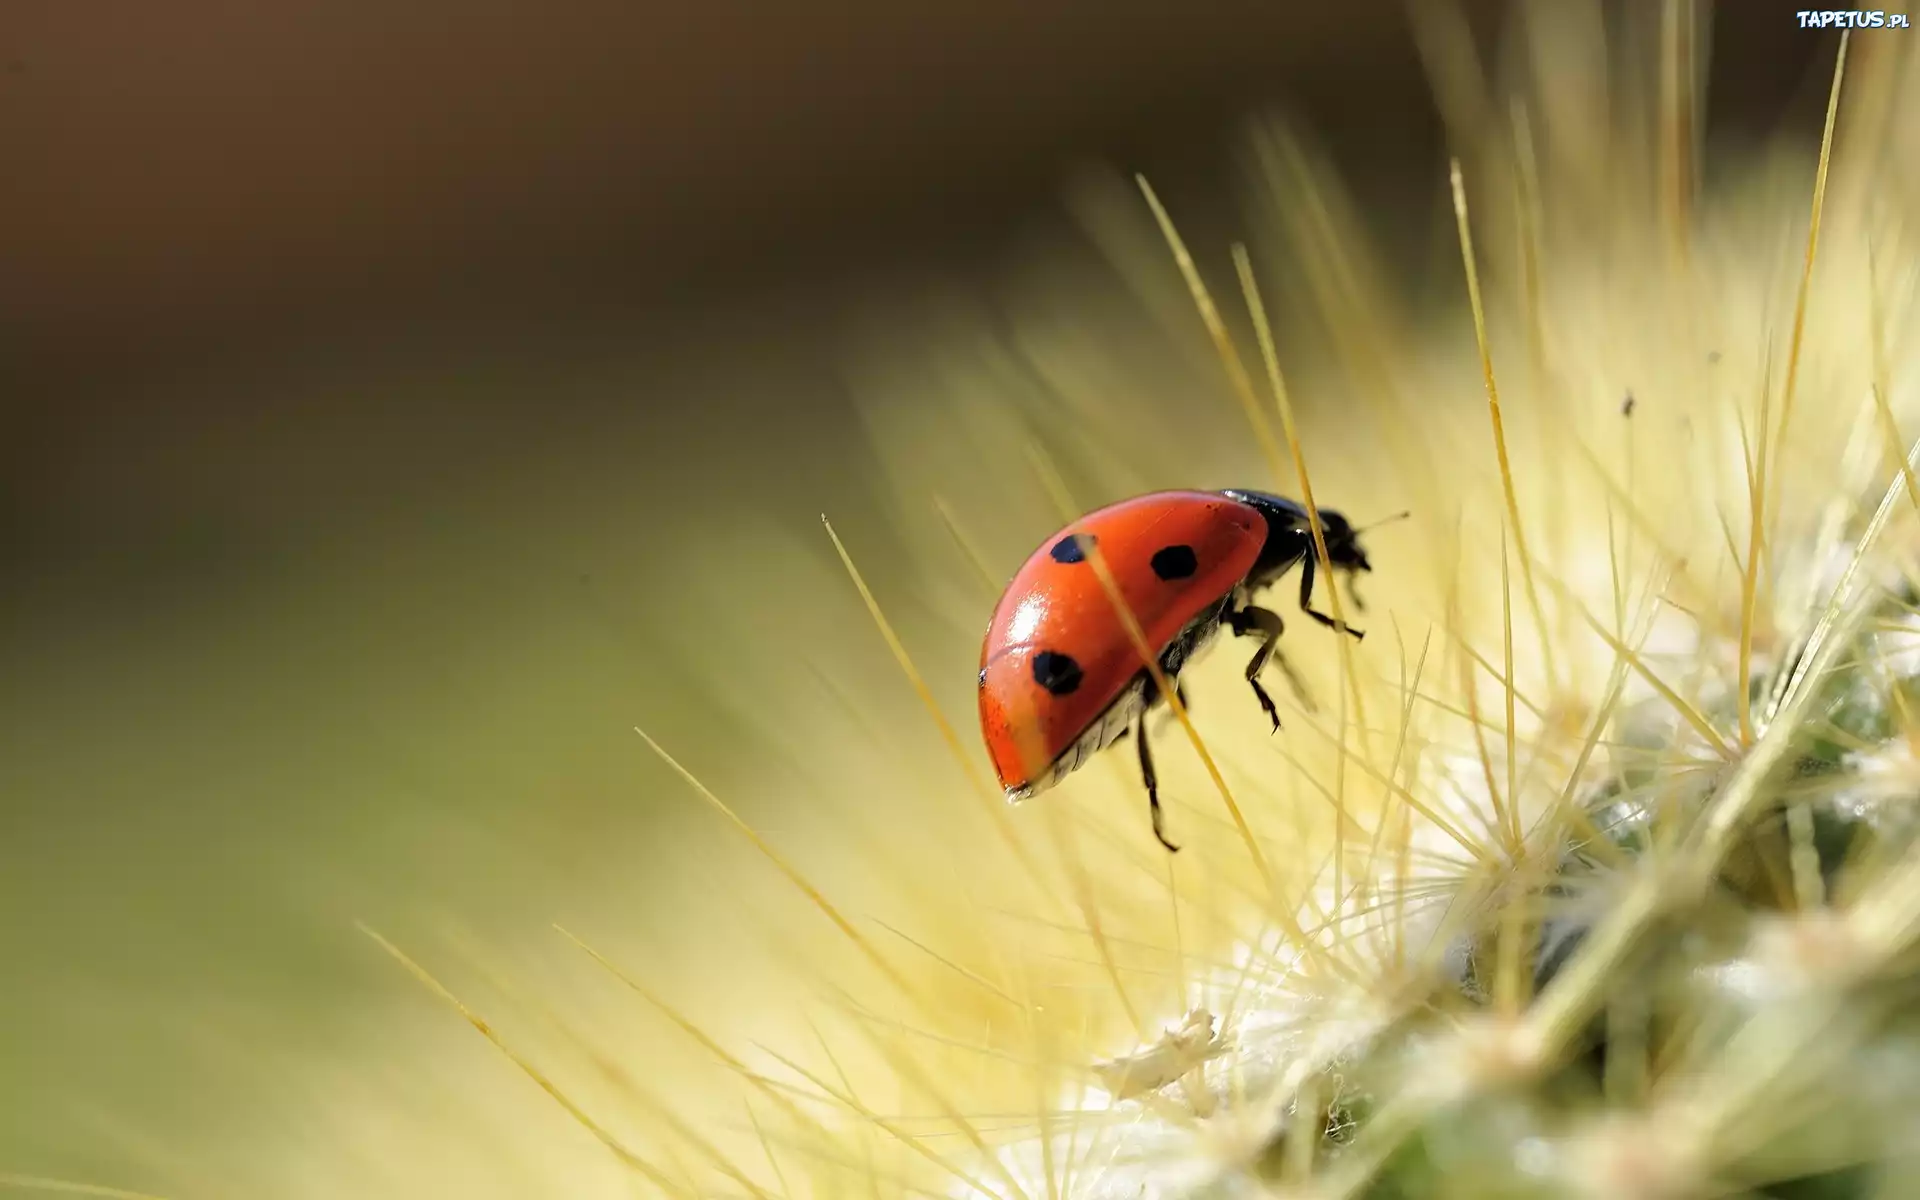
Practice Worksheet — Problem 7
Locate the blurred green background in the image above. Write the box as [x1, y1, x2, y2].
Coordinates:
[0, 2, 1837, 1193]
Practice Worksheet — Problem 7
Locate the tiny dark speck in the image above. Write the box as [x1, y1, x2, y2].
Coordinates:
[1621, 393, 1635, 417]
[1150, 544, 1198, 581]
[1032, 650, 1083, 696]
[1050, 534, 1094, 564]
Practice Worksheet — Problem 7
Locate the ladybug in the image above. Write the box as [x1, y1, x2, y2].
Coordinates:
[977, 489, 1377, 853]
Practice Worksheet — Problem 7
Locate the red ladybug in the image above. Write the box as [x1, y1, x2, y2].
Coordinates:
[977, 489, 1377, 852]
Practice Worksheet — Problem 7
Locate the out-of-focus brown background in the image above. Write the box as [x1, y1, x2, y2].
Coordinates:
[2, 0, 1830, 568]
[5, 2, 1831, 377]
[0, 1, 1840, 1193]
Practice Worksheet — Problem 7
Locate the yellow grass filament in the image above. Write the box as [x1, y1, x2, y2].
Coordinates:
[1449, 158, 1562, 703]
[759, 1041, 1003, 1199]
[1040, 799, 1146, 1040]
[1744, 29, 1851, 744]
[632, 725, 927, 1012]
[1134, 176, 1296, 496]
[1865, 242, 1920, 512]
[1657, 0, 1697, 267]
[1230, 242, 1372, 910]
[553, 926, 828, 1138]
[355, 924, 690, 1197]
[819, 514, 1058, 898]
[932, 494, 1005, 593]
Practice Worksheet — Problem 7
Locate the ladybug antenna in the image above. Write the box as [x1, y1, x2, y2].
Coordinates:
[1355, 510, 1412, 534]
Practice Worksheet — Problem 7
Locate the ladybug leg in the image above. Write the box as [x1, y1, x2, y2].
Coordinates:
[1147, 680, 1190, 735]
[1228, 605, 1318, 724]
[1245, 662, 1282, 732]
[1134, 711, 1179, 853]
[1297, 554, 1366, 640]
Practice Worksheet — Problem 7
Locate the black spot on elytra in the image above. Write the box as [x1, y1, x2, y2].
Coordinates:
[1050, 534, 1095, 564]
[1150, 544, 1199, 581]
[1032, 650, 1083, 696]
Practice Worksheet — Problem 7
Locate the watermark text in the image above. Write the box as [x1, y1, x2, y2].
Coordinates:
[1797, 10, 1910, 27]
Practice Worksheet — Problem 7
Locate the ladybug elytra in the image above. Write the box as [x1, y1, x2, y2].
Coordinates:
[977, 489, 1379, 852]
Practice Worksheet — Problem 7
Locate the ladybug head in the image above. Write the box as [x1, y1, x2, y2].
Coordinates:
[1310, 507, 1371, 574]
[1221, 488, 1374, 577]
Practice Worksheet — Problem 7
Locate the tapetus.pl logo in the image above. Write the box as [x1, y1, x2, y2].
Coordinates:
[1796, 9, 1910, 26]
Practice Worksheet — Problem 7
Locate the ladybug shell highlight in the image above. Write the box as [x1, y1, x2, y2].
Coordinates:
[978, 490, 1266, 800]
